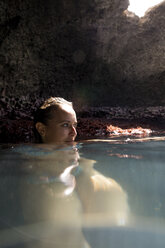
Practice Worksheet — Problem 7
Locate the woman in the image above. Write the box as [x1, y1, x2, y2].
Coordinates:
[32, 97, 129, 246]
[34, 97, 77, 143]
[33, 97, 129, 223]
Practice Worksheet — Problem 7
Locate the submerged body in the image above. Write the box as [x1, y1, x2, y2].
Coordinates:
[1, 138, 165, 247]
[0, 141, 130, 248]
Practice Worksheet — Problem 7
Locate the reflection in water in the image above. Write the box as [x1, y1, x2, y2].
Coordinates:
[108, 152, 143, 159]
[0, 143, 129, 248]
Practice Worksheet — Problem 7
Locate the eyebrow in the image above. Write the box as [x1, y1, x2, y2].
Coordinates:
[59, 120, 77, 123]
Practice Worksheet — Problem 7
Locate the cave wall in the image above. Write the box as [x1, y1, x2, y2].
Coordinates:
[0, 0, 165, 108]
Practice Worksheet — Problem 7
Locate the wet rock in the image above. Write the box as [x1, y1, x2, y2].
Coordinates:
[0, 95, 165, 143]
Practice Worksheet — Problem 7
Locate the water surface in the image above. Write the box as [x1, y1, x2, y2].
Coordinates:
[1, 136, 165, 248]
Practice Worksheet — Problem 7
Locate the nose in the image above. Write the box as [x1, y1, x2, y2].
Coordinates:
[70, 125, 77, 136]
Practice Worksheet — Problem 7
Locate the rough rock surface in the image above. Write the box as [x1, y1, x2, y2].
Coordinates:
[0, 0, 165, 106]
[0, 0, 165, 142]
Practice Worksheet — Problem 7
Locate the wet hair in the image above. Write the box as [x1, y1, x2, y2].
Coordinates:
[33, 97, 73, 143]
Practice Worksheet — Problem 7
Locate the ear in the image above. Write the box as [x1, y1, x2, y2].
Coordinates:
[35, 122, 46, 137]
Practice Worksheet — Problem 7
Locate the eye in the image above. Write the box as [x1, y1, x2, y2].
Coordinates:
[62, 123, 69, 127]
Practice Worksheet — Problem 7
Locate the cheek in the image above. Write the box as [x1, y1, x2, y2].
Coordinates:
[45, 125, 71, 143]
[48, 127, 68, 138]
[45, 127, 59, 139]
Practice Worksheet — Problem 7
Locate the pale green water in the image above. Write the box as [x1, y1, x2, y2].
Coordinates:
[0, 137, 165, 248]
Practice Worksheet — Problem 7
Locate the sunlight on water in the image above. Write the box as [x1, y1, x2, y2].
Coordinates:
[1, 136, 165, 247]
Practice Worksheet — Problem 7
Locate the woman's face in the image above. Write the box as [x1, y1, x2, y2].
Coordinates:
[37, 104, 77, 143]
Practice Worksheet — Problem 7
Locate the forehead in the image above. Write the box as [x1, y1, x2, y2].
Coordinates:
[51, 104, 77, 121]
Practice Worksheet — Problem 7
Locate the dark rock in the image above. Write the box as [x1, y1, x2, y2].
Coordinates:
[0, 95, 165, 143]
[0, 1, 165, 106]
[0, 1, 165, 142]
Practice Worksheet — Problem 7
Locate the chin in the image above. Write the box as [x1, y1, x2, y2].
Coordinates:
[65, 137, 76, 142]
